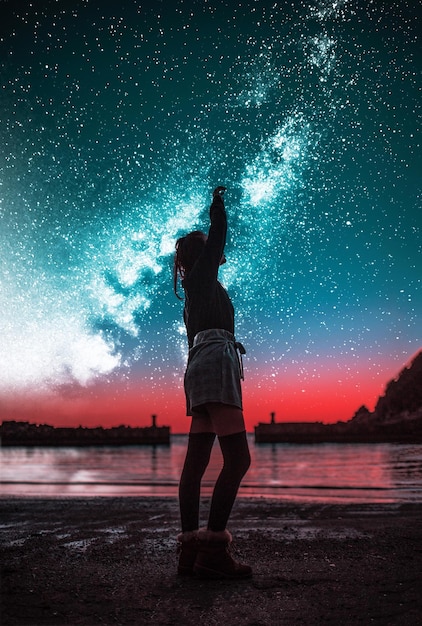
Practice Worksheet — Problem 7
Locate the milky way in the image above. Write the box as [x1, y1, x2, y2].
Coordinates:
[1, 0, 420, 423]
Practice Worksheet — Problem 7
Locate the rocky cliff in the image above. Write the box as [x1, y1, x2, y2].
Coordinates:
[351, 350, 422, 427]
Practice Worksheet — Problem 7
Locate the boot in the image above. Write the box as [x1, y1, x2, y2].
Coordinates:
[193, 528, 252, 579]
[176, 530, 199, 576]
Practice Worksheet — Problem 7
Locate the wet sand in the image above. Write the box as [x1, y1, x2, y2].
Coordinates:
[1, 497, 421, 625]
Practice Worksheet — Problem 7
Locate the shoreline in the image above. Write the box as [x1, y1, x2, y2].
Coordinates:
[1, 497, 421, 625]
[1, 489, 417, 504]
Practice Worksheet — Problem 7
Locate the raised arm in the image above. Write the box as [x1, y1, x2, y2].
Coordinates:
[203, 186, 227, 276]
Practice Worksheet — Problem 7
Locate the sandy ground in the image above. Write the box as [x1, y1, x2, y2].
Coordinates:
[1, 497, 421, 625]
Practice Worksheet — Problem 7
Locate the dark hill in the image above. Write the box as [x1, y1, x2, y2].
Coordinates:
[374, 350, 422, 421]
[351, 349, 422, 427]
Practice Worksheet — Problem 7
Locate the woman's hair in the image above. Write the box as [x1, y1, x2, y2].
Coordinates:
[173, 231, 206, 299]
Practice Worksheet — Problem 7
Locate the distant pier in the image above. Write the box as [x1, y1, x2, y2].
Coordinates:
[255, 413, 334, 444]
[254, 412, 422, 444]
[0, 415, 171, 446]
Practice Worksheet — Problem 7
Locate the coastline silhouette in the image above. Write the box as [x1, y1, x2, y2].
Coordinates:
[1, 350, 421, 446]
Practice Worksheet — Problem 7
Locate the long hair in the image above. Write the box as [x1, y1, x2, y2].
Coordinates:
[173, 231, 206, 299]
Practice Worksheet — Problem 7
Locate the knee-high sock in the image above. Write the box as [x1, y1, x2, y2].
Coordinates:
[179, 432, 215, 532]
[208, 431, 251, 532]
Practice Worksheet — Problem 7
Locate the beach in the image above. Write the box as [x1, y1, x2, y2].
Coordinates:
[1, 497, 421, 625]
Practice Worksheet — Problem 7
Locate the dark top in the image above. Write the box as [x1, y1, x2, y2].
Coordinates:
[183, 194, 235, 348]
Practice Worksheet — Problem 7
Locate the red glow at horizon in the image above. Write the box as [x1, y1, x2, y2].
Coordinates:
[1, 361, 391, 433]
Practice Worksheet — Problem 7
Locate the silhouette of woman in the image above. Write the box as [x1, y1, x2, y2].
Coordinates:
[174, 185, 252, 579]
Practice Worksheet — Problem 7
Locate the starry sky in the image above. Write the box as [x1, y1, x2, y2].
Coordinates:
[1, 0, 420, 432]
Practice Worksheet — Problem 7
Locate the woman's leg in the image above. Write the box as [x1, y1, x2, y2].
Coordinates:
[204, 403, 251, 532]
[179, 414, 215, 532]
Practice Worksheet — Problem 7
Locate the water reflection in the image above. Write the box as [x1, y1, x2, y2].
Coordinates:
[390, 445, 422, 484]
[1, 438, 421, 503]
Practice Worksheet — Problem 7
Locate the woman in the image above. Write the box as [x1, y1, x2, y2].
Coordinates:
[174, 185, 252, 579]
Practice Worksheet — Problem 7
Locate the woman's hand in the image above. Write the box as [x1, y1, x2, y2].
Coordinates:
[213, 186, 227, 197]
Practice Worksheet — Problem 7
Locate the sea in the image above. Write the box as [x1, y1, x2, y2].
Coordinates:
[1, 435, 421, 504]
